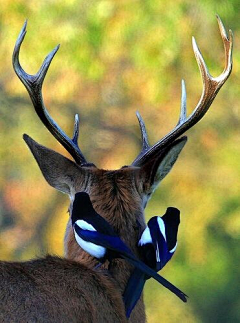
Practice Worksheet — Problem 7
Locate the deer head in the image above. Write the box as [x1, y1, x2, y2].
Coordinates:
[12, 16, 232, 319]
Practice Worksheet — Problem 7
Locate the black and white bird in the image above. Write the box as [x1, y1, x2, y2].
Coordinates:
[123, 207, 182, 318]
[71, 192, 187, 305]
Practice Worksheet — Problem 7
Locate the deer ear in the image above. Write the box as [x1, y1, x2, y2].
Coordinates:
[23, 134, 83, 195]
[141, 137, 187, 195]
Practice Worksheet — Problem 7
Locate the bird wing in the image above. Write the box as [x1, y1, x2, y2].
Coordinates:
[149, 217, 169, 270]
[78, 228, 188, 303]
[75, 226, 134, 257]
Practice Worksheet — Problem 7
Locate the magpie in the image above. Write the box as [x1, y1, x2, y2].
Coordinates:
[123, 207, 182, 318]
[71, 192, 187, 305]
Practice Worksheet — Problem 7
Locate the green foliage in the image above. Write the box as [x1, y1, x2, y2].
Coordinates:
[0, 1, 240, 322]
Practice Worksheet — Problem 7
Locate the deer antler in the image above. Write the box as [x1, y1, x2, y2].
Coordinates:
[132, 15, 233, 166]
[12, 21, 89, 166]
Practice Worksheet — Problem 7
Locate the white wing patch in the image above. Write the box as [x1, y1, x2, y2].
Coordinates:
[169, 242, 177, 253]
[74, 228, 106, 259]
[76, 219, 96, 231]
[157, 217, 166, 241]
[138, 227, 152, 246]
[156, 241, 160, 262]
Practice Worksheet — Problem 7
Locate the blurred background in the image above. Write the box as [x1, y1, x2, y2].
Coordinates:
[0, 1, 239, 322]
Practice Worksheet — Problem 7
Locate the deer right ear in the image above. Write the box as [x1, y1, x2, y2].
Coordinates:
[23, 134, 83, 195]
[140, 137, 187, 196]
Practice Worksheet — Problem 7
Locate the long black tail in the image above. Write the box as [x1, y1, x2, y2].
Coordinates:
[123, 269, 146, 318]
[121, 254, 187, 303]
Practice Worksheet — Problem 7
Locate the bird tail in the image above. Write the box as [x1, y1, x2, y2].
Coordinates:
[123, 269, 146, 318]
[121, 254, 188, 303]
[78, 229, 188, 302]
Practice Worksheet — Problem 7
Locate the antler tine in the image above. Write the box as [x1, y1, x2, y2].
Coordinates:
[216, 14, 233, 80]
[13, 21, 88, 166]
[72, 114, 80, 145]
[132, 111, 151, 164]
[132, 16, 233, 167]
[136, 111, 150, 150]
[177, 79, 187, 126]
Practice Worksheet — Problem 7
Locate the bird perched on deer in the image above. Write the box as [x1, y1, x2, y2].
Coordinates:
[71, 192, 187, 305]
[123, 207, 181, 317]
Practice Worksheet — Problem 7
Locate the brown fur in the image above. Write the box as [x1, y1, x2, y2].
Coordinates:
[65, 166, 147, 323]
[0, 256, 127, 323]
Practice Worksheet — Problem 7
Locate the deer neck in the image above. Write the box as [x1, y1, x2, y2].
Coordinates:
[64, 205, 145, 288]
[64, 204, 146, 323]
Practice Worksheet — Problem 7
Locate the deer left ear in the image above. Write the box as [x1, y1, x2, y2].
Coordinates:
[23, 134, 86, 195]
[141, 137, 187, 195]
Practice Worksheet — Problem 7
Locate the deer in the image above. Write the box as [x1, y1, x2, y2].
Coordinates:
[0, 16, 232, 323]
